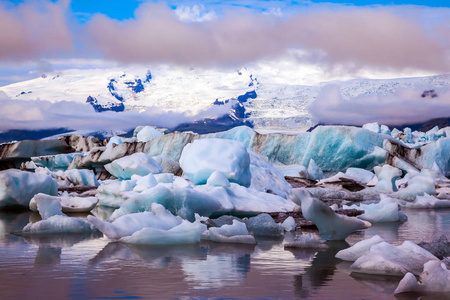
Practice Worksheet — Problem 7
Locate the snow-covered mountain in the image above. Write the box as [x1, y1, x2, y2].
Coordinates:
[0, 64, 449, 134]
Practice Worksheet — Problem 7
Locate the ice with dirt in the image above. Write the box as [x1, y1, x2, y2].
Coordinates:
[104, 152, 162, 179]
[0, 169, 58, 208]
[180, 138, 251, 187]
[35, 167, 99, 188]
[395, 260, 450, 294]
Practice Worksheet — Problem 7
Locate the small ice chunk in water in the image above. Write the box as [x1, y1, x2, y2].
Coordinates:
[244, 213, 284, 237]
[395, 260, 450, 294]
[350, 241, 439, 276]
[284, 233, 328, 249]
[335, 235, 385, 261]
[293, 189, 368, 240]
[208, 220, 256, 244]
[373, 165, 402, 193]
[281, 216, 296, 231]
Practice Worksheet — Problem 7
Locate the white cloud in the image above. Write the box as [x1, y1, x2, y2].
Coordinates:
[175, 4, 217, 22]
[309, 84, 450, 126]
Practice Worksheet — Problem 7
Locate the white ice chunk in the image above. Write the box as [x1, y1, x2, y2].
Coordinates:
[335, 235, 384, 261]
[293, 188, 368, 240]
[207, 170, 230, 187]
[105, 152, 162, 180]
[31, 193, 65, 220]
[248, 150, 292, 198]
[208, 220, 256, 244]
[393, 171, 437, 201]
[0, 169, 58, 208]
[345, 198, 407, 223]
[106, 136, 123, 147]
[395, 260, 450, 294]
[132, 174, 158, 192]
[136, 126, 164, 142]
[87, 202, 182, 240]
[154, 173, 174, 184]
[307, 159, 325, 181]
[30, 193, 98, 214]
[284, 233, 328, 249]
[22, 215, 96, 234]
[373, 165, 402, 193]
[363, 122, 381, 133]
[345, 168, 375, 185]
[350, 241, 439, 276]
[275, 164, 308, 178]
[281, 216, 296, 231]
[397, 193, 450, 208]
[120, 220, 206, 245]
[180, 138, 251, 186]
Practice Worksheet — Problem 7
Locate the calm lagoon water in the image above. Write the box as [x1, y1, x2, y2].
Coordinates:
[1, 208, 450, 300]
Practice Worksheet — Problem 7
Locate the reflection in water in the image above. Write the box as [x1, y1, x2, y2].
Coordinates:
[35, 246, 61, 265]
[0, 208, 449, 299]
[292, 241, 349, 298]
[182, 242, 255, 288]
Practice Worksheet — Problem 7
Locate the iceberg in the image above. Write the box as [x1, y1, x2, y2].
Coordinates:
[350, 241, 438, 276]
[179, 138, 251, 186]
[0, 169, 58, 208]
[36, 167, 99, 188]
[29, 193, 98, 214]
[293, 189, 368, 240]
[136, 126, 164, 142]
[335, 235, 384, 261]
[88, 203, 206, 245]
[395, 260, 450, 294]
[372, 164, 402, 193]
[392, 171, 437, 201]
[345, 168, 375, 185]
[244, 213, 284, 237]
[284, 233, 328, 249]
[281, 216, 296, 231]
[344, 198, 407, 223]
[104, 152, 162, 180]
[20, 192, 96, 234]
[207, 220, 256, 244]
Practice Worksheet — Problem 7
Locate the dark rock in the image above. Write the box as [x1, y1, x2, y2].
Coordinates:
[418, 235, 450, 259]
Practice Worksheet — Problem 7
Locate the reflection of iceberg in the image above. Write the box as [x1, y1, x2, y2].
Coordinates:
[89, 242, 207, 270]
[182, 255, 250, 288]
[182, 242, 255, 289]
[34, 246, 61, 265]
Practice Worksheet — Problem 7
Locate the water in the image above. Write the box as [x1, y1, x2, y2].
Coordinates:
[1, 208, 450, 300]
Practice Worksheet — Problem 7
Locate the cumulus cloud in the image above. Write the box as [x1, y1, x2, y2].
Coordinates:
[175, 4, 216, 22]
[0, 0, 73, 60]
[309, 84, 450, 126]
[85, 3, 450, 72]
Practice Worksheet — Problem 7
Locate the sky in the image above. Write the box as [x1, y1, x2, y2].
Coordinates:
[0, 0, 449, 131]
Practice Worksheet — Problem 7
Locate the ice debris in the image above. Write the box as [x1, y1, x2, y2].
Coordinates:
[207, 220, 256, 244]
[29, 192, 98, 214]
[180, 138, 251, 186]
[344, 198, 407, 223]
[244, 213, 284, 237]
[88, 203, 206, 245]
[350, 241, 438, 276]
[395, 260, 450, 294]
[335, 235, 385, 261]
[104, 152, 162, 180]
[284, 233, 328, 249]
[293, 189, 368, 240]
[20, 193, 96, 234]
[0, 169, 58, 208]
